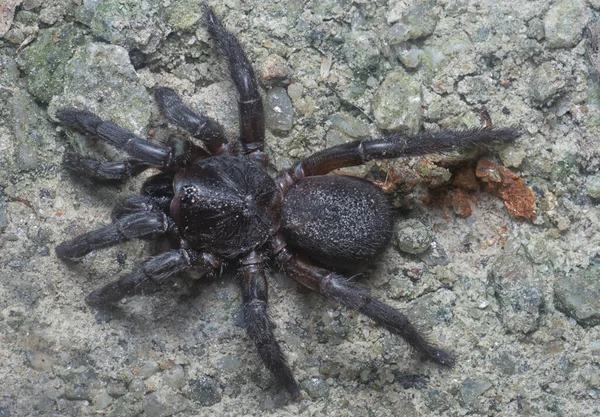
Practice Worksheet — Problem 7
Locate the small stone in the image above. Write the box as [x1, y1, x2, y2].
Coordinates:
[128, 378, 146, 400]
[459, 378, 492, 408]
[328, 113, 370, 138]
[530, 61, 567, 106]
[394, 43, 424, 68]
[491, 351, 517, 376]
[19, 23, 85, 103]
[342, 30, 381, 76]
[585, 175, 600, 198]
[26, 350, 53, 371]
[543, 0, 587, 48]
[189, 376, 222, 406]
[489, 255, 542, 334]
[301, 378, 329, 399]
[91, 0, 168, 54]
[164, 0, 204, 31]
[395, 219, 434, 255]
[554, 264, 600, 326]
[140, 361, 160, 379]
[425, 389, 452, 412]
[107, 381, 128, 398]
[265, 87, 293, 132]
[162, 364, 185, 391]
[387, 1, 438, 40]
[142, 389, 189, 417]
[259, 54, 292, 87]
[372, 69, 422, 133]
[92, 392, 113, 411]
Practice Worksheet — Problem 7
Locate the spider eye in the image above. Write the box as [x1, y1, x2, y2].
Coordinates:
[181, 185, 199, 204]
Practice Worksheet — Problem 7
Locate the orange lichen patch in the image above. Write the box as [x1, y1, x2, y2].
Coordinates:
[475, 158, 536, 220]
[452, 167, 479, 192]
[451, 188, 473, 218]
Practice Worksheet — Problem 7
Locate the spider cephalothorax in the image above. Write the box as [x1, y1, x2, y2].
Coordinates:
[55, 6, 520, 398]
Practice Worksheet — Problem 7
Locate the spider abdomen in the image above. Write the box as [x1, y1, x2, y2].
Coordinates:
[281, 175, 393, 270]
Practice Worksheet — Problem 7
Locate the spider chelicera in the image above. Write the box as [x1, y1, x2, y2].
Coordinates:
[55, 6, 520, 398]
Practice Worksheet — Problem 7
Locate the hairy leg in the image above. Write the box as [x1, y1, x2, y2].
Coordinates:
[154, 88, 230, 155]
[86, 249, 220, 305]
[56, 108, 174, 167]
[277, 128, 521, 191]
[241, 251, 301, 398]
[56, 212, 172, 260]
[205, 6, 267, 166]
[272, 238, 454, 366]
[63, 153, 151, 181]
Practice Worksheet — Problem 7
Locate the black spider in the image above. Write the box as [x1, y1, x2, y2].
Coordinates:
[55, 6, 520, 399]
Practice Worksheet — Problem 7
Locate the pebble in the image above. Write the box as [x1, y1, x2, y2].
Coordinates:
[543, 0, 586, 48]
[554, 264, 600, 326]
[139, 361, 160, 379]
[529, 61, 567, 106]
[259, 54, 292, 87]
[189, 376, 222, 406]
[265, 87, 293, 132]
[459, 378, 492, 408]
[372, 69, 422, 133]
[489, 255, 542, 333]
[395, 219, 434, 255]
[142, 389, 189, 417]
[162, 364, 185, 391]
[301, 378, 329, 399]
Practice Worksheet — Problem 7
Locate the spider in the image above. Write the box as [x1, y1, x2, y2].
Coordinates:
[55, 6, 520, 398]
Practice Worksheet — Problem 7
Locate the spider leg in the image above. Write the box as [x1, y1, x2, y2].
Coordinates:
[63, 153, 151, 181]
[86, 249, 220, 305]
[277, 128, 521, 191]
[154, 87, 230, 155]
[111, 172, 176, 221]
[241, 251, 301, 398]
[56, 108, 173, 166]
[205, 6, 267, 166]
[273, 239, 454, 367]
[56, 212, 173, 260]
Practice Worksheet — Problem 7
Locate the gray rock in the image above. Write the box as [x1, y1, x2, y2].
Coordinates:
[393, 43, 425, 69]
[142, 389, 189, 417]
[372, 69, 422, 133]
[585, 175, 600, 198]
[139, 361, 160, 379]
[459, 377, 492, 408]
[387, 1, 438, 41]
[47, 42, 152, 155]
[491, 351, 517, 375]
[489, 255, 542, 334]
[189, 376, 222, 407]
[90, 0, 168, 54]
[162, 364, 185, 391]
[328, 113, 370, 139]
[106, 381, 128, 398]
[555, 264, 600, 326]
[301, 377, 329, 399]
[425, 389, 453, 412]
[106, 394, 144, 417]
[259, 54, 293, 88]
[18, 23, 84, 103]
[342, 30, 381, 77]
[543, 0, 587, 48]
[164, 0, 204, 31]
[92, 391, 113, 411]
[529, 61, 567, 106]
[395, 219, 434, 255]
[265, 87, 293, 132]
